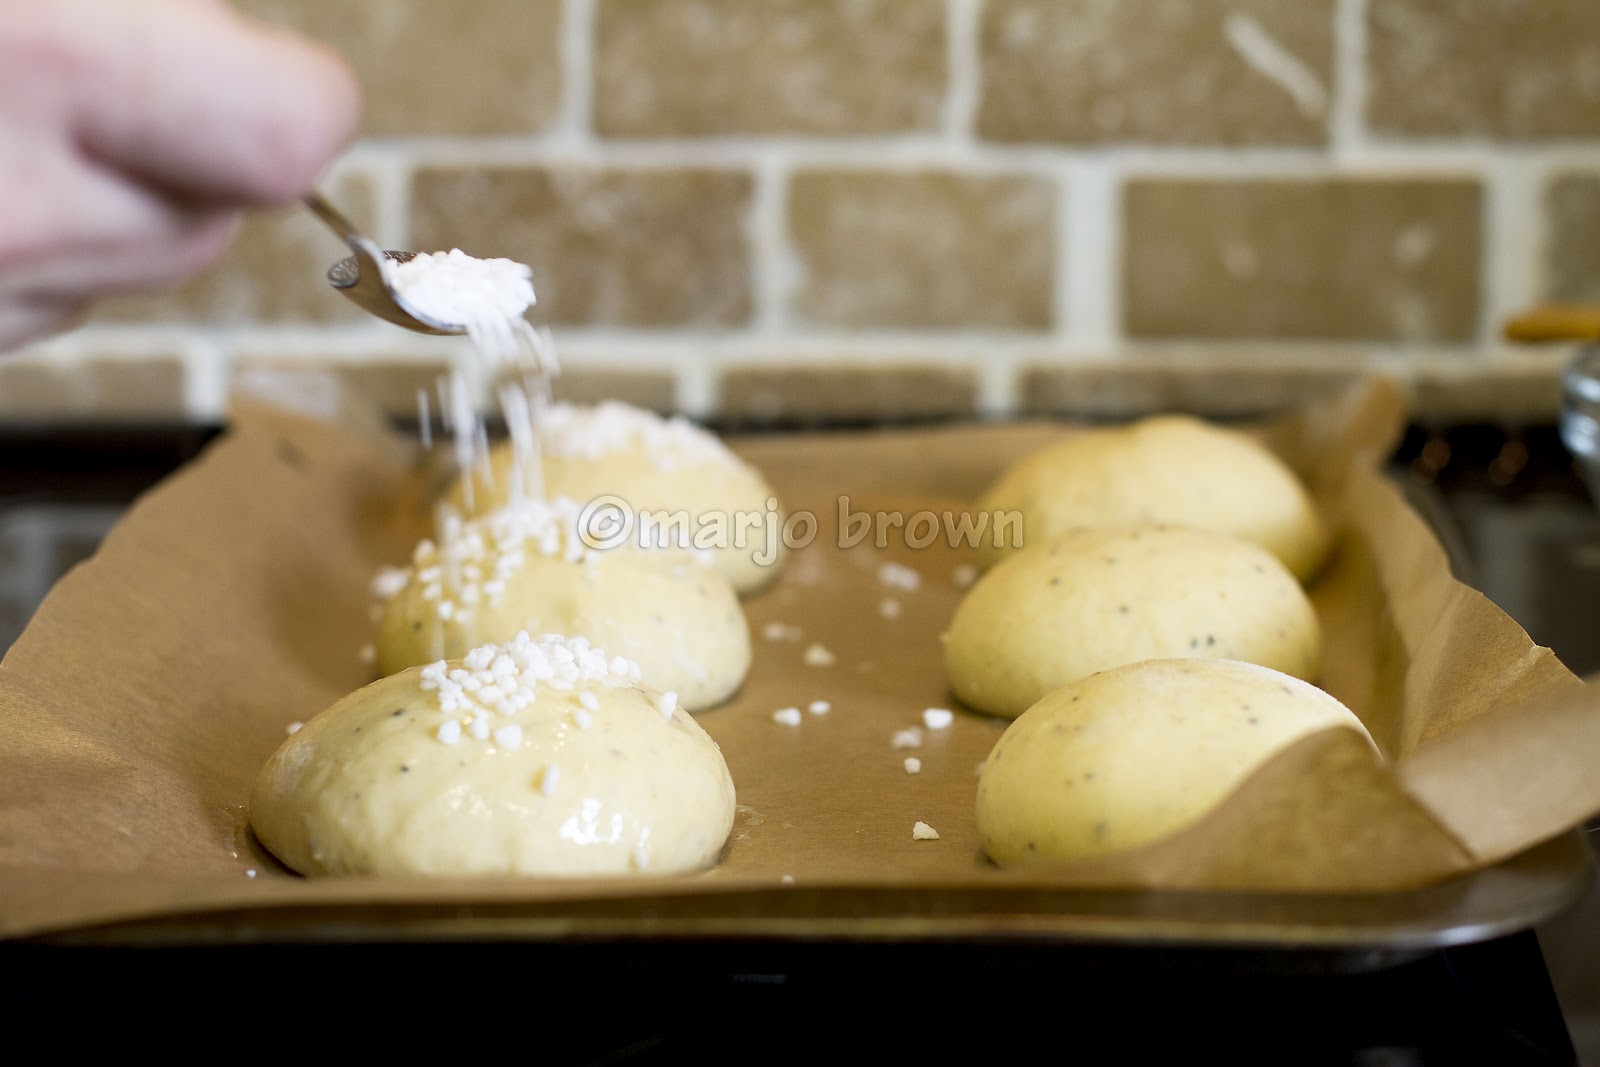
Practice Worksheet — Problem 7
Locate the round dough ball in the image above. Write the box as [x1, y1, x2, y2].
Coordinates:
[975, 659, 1372, 866]
[252, 633, 737, 877]
[944, 525, 1320, 719]
[449, 401, 784, 595]
[976, 415, 1327, 581]
[375, 497, 750, 712]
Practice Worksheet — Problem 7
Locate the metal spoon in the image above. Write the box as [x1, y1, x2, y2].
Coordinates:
[303, 191, 464, 336]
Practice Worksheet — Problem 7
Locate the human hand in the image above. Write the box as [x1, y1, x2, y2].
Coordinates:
[0, 0, 359, 351]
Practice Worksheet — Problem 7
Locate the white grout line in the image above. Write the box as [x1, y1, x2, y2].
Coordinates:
[1479, 157, 1542, 346]
[1059, 161, 1119, 351]
[942, 0, 982, 144]
[974, 344, 1018, 420]
[748, 152, 793, 336]
[183, 337, 230, 423]
[550, 0, 597, 148]
[1328, 0, 1368, 161]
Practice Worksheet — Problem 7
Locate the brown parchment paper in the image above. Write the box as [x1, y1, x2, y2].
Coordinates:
[0, 376, 1594, 940]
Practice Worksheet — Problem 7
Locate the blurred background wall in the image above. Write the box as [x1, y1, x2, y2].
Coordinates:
[4, 0, 1600, 428]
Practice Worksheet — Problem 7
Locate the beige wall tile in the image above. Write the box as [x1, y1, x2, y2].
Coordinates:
[94, 174, 376, 326]
[595, 0, 945, 137]
[0, 357, 187, 422]
[1546, 174, 1600, 305]
[1021, 358, 1368, 419]
[1123, 179, 1483, 342]
[980, 0, 1334, 146]
[788, 171, 1055, 330]
[411, 168, 754, 328]
[237, 0, 562, 137]
[719, 363, 978, 426]
[1368, 1, 1600, 139]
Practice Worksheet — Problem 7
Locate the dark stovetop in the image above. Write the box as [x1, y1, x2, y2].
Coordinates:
[0, 420, 1597, 1063]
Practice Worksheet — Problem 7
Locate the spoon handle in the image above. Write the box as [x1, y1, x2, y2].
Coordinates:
[303, 191, 364, 247]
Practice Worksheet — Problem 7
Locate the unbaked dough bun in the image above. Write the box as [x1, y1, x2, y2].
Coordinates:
[373, 496, 750, 711]
[943, 525, 1320, 719]
[448, 401, 783, 595]
[975, 659, 1371, 866]
[975, 415, 1328, 581]
[252, 633, 737, 877]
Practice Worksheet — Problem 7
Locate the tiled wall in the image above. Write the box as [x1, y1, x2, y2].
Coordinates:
[6, 0, 1600, 427]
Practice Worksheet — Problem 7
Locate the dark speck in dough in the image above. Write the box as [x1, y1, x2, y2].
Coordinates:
[392, 708, 405, 717]
[1117, 604, 1129, 614]
[1206, 635, 1216, 646]
[1094, 821, 1108, 840]
[400, 765, 410, 773]
[1027, 841, 1038, 851]
[1050, 576, 1062, 586]
[411, 621, 422, 632]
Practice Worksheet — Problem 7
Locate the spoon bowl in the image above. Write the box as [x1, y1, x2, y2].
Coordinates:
[305, 191, 465, 336]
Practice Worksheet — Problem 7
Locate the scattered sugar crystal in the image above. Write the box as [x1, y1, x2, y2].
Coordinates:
[912, 821, 941, 841]
[892, 727, 923, 750]
[493, 724, 523, 751]
[922, 708, 954, 731]
[579, 691, 600, 711]
[573, 707, 594, 730]
[904, 757, 922, 775]
[632, 842, 651, 870]
[245, 869, 257, 878]
[772, 707, 803, 728]
[803, 644, 835, 667]
[436, 719, 462, 745]
[762, 621, 801, 642]
[952, 563, 979, 589]
[285, 721, 303, 736]
[879, 597, 901, 619]
[358, 644, 375, 665]
[975, 761, 986, 777]
[658, 691, 678, 718]
[540, 764, 561, 796]
[878, 562, 921, 591]
[808, 700, 830, 715]
[780, 874, 796, 886]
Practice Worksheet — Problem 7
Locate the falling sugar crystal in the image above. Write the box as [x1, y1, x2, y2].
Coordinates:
[912, 821, 940, 841]
[904, 757, 922, 775]
[772, 707, 803, 728]
[922, 708, 954, 731]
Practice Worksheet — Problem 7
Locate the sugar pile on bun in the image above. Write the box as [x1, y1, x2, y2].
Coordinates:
[252, 633, 736, 877]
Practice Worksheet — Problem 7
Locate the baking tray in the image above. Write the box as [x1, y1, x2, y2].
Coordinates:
[1, 380, 1593, 964]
